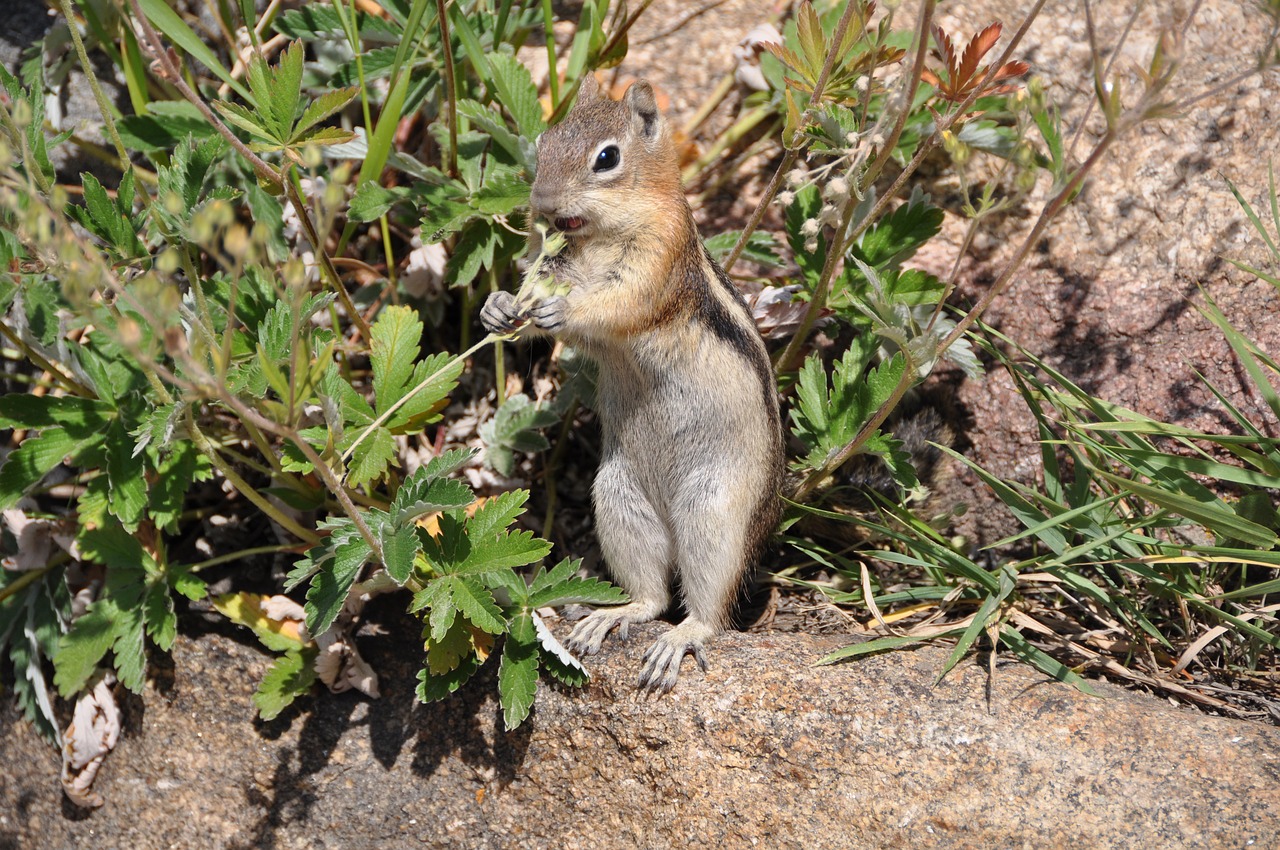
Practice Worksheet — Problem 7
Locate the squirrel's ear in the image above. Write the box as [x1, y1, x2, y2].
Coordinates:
[577, 73, 601, 103]
[623, 80, 662, 141]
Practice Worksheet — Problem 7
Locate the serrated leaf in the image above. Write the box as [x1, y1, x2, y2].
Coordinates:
[451, 578, 506, 635]
[480, 394, 558, 475]
[303, 528, 373, 636]
[379, 520, 422, 585]
[852, 196, 944, 269]
[487, 55, 546, 140]
[0, 394, 110, 431]
[499, 611, 539, 730]
[254, 648, 317, 720]
[445, 222, 498, 288]
[527, 575, 628, 609]
[474, 168, 531, 216]
[464, 489, 529, 542]
[390, 475, 474, 526]
[425, 616, 477, 675]
[51, 606, 117, 696]
[0, 427, 100, 511]
[703, 231, 784, 268]
[416, 654, 480, 702]
[293, 87, 358, 139]
[293, 126, 358, 148]
[346, 425, 397, 488]
[370, 305, 423, 408]
[170, 568, 207, 602]
[348, 182, 416, 222]
[532, 610, 588, 685]
[388, 352, 465, 431]
[105, 421, 147, 531]
[212, 100, 275, 144]
[144, 580, 177, 652]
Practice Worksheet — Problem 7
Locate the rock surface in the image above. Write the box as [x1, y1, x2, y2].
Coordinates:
[3, 623, 1279, 850]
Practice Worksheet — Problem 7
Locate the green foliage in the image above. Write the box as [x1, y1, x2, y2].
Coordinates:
[0, 0, 645, 755]
[480, 394, 559, 476]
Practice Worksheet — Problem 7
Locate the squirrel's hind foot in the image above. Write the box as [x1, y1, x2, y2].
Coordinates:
[637, 620, 717, 694]
[566, 601, 661, 656]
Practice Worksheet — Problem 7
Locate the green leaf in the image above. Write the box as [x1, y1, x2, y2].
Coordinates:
[54, 527, 152, 694]
[302, 523, 374, 636]
[144, 579, 177, 652]
[293, 87, 359, 139]
[817, 632, 952, 665]
[390, 474, 474, 526]
[416, 654, 480, 702]
[852, 194, 944, 269]
[785, 184, 825, 284]
[1097, 469, 1277, 549]
[703, 231, 784, 268]
[450, 578, 506, 635]
[213, 100, 275, 144]
[370, 305, 424, 409]
[479, 394, 558, 476]
[937, 566, 1017, 683]
[254, 648, 318, 720]
[499, 611, 539, 730]
[0, 427, 100, 511]
[379, 520, 421, 585]
[528, 574, 628, 609]
[117, 102, 217, 152]
[0, 394, 110, 431]
[105, 421, 147, 531]
[473, 167, 531, 216]
[346, 425, 398, 489]
[790, 342, 901, 470]
[464, 488, 529, 542]
[52, 606, 117, 695]
[348, 182, 416, 222]
[999, 626, 1099, 695]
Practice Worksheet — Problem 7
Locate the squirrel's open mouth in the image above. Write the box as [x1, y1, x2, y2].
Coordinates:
[555, 216, 586, 233]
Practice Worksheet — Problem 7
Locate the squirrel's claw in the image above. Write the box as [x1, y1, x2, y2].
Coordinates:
[637, 623, 714, 694]
[527, 295, 568, 333]
[480, 291, 522, 334]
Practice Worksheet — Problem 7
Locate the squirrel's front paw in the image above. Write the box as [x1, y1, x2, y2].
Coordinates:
[480, 291, 523, 334]
[527, 295, 568, 334]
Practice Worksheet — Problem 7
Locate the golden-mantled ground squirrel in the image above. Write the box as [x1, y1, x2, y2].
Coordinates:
[480, 75, 784, 692]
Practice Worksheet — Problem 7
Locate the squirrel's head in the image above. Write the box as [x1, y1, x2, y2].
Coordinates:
[529, 75, 682, 241]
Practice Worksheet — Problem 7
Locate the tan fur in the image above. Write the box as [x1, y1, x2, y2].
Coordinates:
[480, 76, 784, 692]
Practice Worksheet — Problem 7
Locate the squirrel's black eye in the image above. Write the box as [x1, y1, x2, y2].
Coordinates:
[593, 145, 620, 172]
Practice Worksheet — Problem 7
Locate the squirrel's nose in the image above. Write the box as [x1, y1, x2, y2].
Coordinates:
[529, 182, 556, 216]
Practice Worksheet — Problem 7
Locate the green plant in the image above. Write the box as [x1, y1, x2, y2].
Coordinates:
[0, 0, 649, 784]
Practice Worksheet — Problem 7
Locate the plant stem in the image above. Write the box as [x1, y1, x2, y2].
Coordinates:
[721, 0, 868, 274]
[774, 0, 936, 373]
[58, 0, 148, 208]
[541, 0, 560, 108]
[541, 397, 578, 539]
[680, 102, 773, 185]
[283, 167, 373, 341]
[184, 542, 301, 573]
[490, 267, 506, 408]
[0, 561, 61, 606]
[436, 0, 459, 179]
[187, 413, 321, 544]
